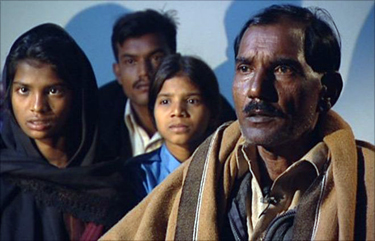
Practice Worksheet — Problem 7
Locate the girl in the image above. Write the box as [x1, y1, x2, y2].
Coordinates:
[0, 23, 129, 240]
[124, 54, 222, 203]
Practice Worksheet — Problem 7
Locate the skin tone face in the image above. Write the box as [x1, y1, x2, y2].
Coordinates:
[113, 33, 171, 109]
[154, 75, 211, 162]
[233, 20, 325, 175]
[113, 33, 172, 136]
[11, 61, 73, 167]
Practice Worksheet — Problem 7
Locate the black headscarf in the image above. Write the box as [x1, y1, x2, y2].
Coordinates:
[1, 22, 99, 166]
[0, 23, 132, 240]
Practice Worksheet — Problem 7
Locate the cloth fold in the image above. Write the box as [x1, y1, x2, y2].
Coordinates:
[100, 110, 374, 241]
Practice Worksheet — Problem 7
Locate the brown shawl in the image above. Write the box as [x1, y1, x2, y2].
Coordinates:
[100, 111, 374, 240]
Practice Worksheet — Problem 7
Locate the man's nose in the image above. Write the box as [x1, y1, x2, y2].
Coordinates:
[31, 93, 49, 113]
[138, 59, 153, 78]
[246, 68, 276, 101]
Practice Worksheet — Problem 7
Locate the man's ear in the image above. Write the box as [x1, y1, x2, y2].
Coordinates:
[113, 63, 122, 85]
[321, 72, 343, 107]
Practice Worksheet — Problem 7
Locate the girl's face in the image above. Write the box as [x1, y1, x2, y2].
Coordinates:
[154, 75, 211, 150]
[11, 61, 73, 141]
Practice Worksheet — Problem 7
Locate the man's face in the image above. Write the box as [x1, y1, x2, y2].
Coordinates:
[232, 21, 324, 148]
[113, 33, 172, 108]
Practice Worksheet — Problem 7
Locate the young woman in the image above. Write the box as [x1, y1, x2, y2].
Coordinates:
[0, 23, 130, 240]
[124, 54, 222, 204]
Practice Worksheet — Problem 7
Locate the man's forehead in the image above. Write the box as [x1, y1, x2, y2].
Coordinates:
[237, 22, 305, 56]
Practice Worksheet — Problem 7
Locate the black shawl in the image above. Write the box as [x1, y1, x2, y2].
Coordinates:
[0, 23, 131, 240]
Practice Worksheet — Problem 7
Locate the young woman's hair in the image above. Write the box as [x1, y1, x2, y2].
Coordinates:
[148, 54, 221, 134]
[1, 23, 98, 164]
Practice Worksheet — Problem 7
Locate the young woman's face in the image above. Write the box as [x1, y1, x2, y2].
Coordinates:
[11, 61, 73, 141]
[154, 75, 211, 150]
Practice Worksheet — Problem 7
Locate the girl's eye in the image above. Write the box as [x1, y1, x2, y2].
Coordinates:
[187, 98, 201, 105]
[49, 87, 62, 95]
[160, 99, 170, 105]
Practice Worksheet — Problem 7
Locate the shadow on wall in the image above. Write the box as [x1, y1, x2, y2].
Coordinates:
[333, 7, 375, 143]
[65, 3, 130, 87]
[214, 0, 301, 107]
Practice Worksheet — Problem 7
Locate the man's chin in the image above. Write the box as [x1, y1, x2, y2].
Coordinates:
[242, 129, 284, 146]
[130, 96, 149, 107]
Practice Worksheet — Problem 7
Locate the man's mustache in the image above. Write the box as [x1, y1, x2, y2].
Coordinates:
[132, 78, 149, 89]
[243, 100, 284, 117]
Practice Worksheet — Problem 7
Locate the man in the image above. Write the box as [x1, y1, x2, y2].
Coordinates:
[100, 5, 374, 240]
[98, 9, 236, 161]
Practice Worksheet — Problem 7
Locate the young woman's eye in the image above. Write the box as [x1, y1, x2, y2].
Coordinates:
[49, 87, 62, 95]
[15, 86, 29, 95]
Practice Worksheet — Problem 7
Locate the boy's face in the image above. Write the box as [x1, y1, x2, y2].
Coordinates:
[113, 33, 172, 109]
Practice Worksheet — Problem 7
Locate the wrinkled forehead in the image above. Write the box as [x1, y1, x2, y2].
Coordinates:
[238, 21, 305, 59]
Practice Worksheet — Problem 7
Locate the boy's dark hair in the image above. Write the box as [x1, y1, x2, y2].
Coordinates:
[111, 9, 177, 62]
[234, 4, 341, 73]
[148, 54, 221, 134]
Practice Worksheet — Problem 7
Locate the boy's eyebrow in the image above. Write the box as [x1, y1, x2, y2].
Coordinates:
[119, 48, 166, 60]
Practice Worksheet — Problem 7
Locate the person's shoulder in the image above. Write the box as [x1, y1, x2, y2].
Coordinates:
[99, 80, 124, 98]
[126, 149, 162, 167]
[356, 140, 375, 152]
[122, 149, 162, 186]
[98, 80, 127, 117]
[355, 140, 375, 170]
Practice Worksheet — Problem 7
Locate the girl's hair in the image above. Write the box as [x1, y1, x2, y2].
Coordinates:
[148, 54, 221, 134]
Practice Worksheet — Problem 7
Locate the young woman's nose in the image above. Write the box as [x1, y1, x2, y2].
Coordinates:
[31, 93, 49, 113]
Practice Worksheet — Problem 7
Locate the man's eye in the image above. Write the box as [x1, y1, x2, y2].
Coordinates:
[275, 65, 293, 75]
[151, 54, 165, 65]
[237, 65, 251, 74]
[124, 59, 135, 65]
